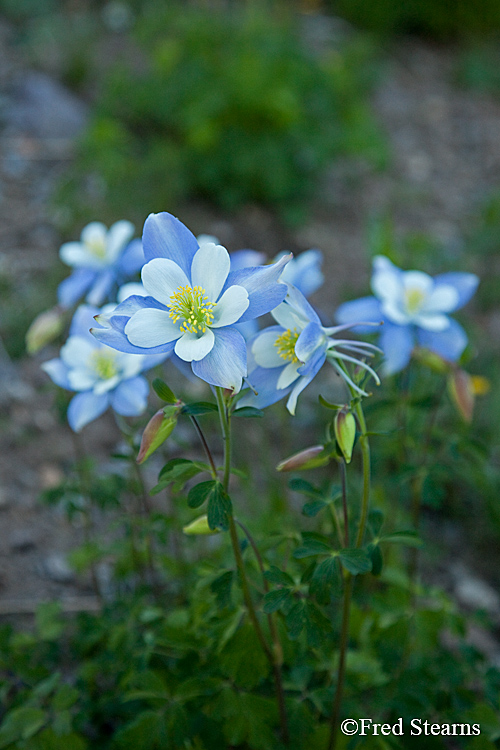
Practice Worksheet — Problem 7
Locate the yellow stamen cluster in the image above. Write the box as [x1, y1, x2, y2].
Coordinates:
[404, 287, 426, 314]
[168, 285, 216, 334]
[90, 350, 119, 380]
[275, 328, 300, 363]
[86, 238, 107, 260]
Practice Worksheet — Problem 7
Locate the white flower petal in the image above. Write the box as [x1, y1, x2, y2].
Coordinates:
[119, 353, 146, 379]
[117, 282, 147, 303]
[60, 336, 97, 369]
[81, 222, 108, 246]
[68, 368, 98, 391]
[277, 361, 301, 389]
[211, 285, 249, 328]
[106, 221, 135, 263]
[190, 243, 230, 302]
[125, 308, 181, 347]
[271, 301, 303, 330]
[252, 330, 284, 368]
[59, 242, 103, 269]
[402, 271, 433, 295]
[141, 258, 190, 306]
[423, 284, 459, 314]
[371, 257, 402, 302]
[380, 299, 411, 325]
[413, 313, 450, 332]
[93, 375, 121, 395]
[174, 329, 215, 362]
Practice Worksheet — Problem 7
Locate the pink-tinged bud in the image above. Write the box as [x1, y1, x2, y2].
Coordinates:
[137, 406, 179, 464]
[448, 368, 474, 423]
[413, 347, 451, 374]
[276, 445, 328, 472]
[334, 408, 356, 464]
[26, 307, 65, 354]
[183, 515, 220, 535]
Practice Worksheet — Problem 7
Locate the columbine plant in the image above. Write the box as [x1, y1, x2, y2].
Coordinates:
[42, 305, 165, 431]
[57, 220, 144, 308]
[30, 211, 489, 750]
[241, 284, 380, 414]
[91, 212, 290, 391]
[336, 255, 478, 374]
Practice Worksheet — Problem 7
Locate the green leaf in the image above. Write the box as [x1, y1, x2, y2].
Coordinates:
[188, 480, 217, 508]
[262, 588, 292, 613]
[309, 557, 341, 604]
[210, 570, 233, 608]
[302, 499, 328, 517]
[368, 508, 384, 536]
[0, 707, 46, 747]
[285, 601, 306, 639]
[369, 544, 383, 576]
[232, 406, 264, 418]
[207, 483, 232, 531]
[151, 458, 208, 494]
[293, 532, 331, 559]
[379, 530, 423, 547]
[113, 710, 162, 750]
[264, 565, 295, 587]
[339, 548, 372, 575]
[219, 624, 270, 689]
[152, 377, 177, 403]
[180, 401, 218, 416]
[288, 478, 322, 497]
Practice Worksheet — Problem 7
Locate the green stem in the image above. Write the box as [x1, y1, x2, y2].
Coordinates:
[215, 387, 289, 744]
[190, 415, 218, 479]
[340, 460, 349, 547]
[327, 574, 353, 750]
[327, 396, 371, 750]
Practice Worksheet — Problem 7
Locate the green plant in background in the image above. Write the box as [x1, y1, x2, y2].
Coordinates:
[55, 3, 386, 227]
[330, 0, 500, 40]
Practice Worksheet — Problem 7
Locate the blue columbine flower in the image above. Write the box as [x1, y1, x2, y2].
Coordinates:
[42, 305, 165, 432]
[335, 255, 479, 375]
[239, 285, 380, 414]
[278, 248, 323, 298]
[57, 221, 144, 308]
[91, 212, 290, 393]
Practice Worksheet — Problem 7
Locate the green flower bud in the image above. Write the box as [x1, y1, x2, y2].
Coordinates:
[183, 515, 220, 535]
[276, 445, 329, 472]
[26, 307, 65, 354]
[334, 408, 356, 464]
[413, 347, 451, 374]
[137, 405, 180, 464]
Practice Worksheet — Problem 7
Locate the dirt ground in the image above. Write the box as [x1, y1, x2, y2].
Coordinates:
[0, 16, 500, 646]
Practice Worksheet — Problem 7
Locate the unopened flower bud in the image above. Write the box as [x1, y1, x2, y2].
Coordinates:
[276, 445, 328, 472]
[137, 405, 180, 464]
[448, 368, 474, 423]
[26, 307, 65, 354]
[334, 408, 356, 464]
[183, 515, 220, 535]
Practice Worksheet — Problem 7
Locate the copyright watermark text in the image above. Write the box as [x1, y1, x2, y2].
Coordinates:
[341, 718, 480, 737]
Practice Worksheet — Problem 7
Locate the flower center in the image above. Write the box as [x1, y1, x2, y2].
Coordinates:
[404, 287, 426, 315]
[86, 238, 107, 260]
[275, 328, 300, 363]
[90, 350, 119, 380]
[168, 285, 216, 334]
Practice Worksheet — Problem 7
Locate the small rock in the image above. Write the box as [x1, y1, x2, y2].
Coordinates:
[451, 563, 500, 614]
[10, 529, 37, 553]
[6, 71, 88, 142]
[42, 553, 74, 583]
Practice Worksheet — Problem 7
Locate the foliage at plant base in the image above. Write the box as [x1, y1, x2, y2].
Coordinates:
[55, 3, 386, 226]
[330, 0, 500, 40]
